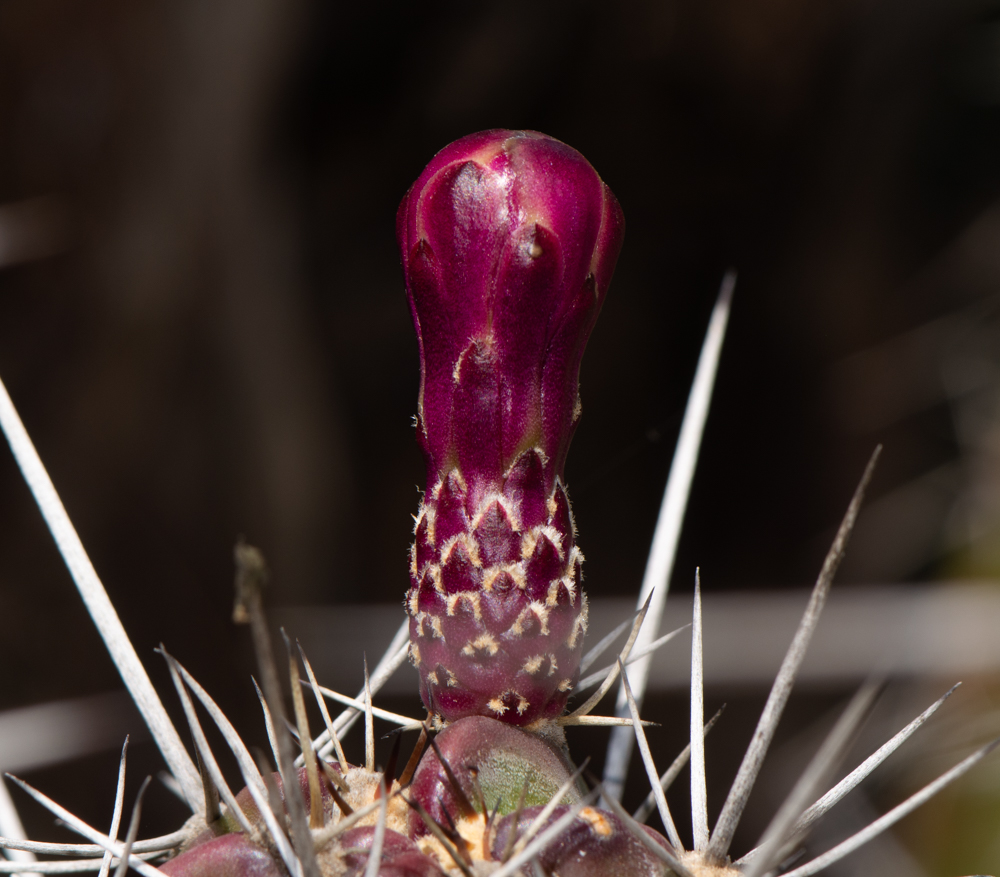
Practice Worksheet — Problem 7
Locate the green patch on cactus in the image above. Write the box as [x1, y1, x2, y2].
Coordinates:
[474, 749, 580, 816]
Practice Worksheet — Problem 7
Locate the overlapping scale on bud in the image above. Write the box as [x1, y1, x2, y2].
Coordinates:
[398, 130, 624, 726]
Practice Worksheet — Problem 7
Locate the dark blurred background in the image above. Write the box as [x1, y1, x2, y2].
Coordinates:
[2, 0, 1000, 874]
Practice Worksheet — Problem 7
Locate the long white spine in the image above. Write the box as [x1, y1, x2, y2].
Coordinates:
[603, 272, 734, 803]
[0, 375, 202, 812]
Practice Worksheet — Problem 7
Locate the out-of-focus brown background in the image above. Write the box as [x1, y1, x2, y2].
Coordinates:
[2, 1, 1000, 874]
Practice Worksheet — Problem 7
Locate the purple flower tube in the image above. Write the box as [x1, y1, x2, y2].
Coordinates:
[398, 129, 624, 727]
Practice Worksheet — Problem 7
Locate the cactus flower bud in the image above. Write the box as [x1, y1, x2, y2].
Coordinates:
[399, 130, 624, 726]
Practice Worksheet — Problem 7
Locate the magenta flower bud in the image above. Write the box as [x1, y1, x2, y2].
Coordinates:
[399, 130, 624, 727]
[398, 129, 623, 496]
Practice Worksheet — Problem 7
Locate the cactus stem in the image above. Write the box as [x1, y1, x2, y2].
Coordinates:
[297, 645, 350, 775]
[707, 447, 881, 863]
[97, 739, 128, 877]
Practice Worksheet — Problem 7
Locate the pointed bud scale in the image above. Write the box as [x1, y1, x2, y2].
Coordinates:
[400, 130, 623, 726]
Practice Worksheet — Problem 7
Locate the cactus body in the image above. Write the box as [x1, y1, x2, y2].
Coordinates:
[336, 827, 446, 877]
[491, 806, 674, 877]
[163, 822, 446, 877]
[160, 834, 284, 877]
[398, 129, 624, 726]
[406, 716, 579, 838]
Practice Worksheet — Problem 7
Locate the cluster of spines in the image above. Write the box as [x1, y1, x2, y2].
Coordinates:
[144, 640, 675, 877]
[7, 507, 997, 877]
